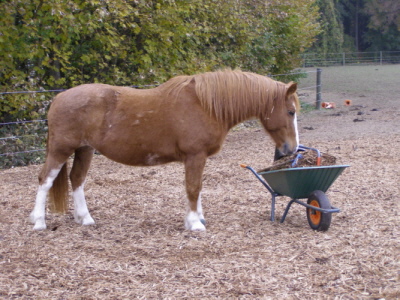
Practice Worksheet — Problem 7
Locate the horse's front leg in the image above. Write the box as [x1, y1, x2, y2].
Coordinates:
[184, 153, 207, 231]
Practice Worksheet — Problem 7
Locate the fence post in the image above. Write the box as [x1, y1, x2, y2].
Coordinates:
[316, 68, 322, 110]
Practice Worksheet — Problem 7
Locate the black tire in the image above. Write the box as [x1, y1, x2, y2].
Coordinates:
[306, 190, 332, 231]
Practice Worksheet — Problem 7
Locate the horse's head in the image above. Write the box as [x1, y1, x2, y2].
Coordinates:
[261, 82, 299, 158]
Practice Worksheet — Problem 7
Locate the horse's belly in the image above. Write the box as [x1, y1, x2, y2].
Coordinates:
[95, 141, 180, 166]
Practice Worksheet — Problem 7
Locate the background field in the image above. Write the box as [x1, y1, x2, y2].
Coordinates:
[1, 65, 399, 299]
[299, 64, 400, 107]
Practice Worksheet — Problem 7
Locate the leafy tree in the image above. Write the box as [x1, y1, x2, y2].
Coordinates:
[305, 0, 400, 54]
[337, 0, 371, 51]
[259, 0, 321, 73]
[364, 0, 400, 31]
[363, 0, 400, 51]
[308, 0, 344, 54]
[337, 0, 400, 52]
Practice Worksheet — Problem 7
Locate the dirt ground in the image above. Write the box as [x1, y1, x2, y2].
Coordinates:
[0, 66, 399, 299]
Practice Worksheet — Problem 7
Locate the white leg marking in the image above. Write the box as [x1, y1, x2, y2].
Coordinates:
[293, 113, 299, 151]
[73, 185, 95, 226]
[197, 194, 205, 224]
[185, 211, 206, 231]
[30, 168, 60, 230]
[184, 194, 206, 231]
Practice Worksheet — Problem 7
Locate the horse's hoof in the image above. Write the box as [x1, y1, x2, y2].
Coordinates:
[190, 221, 206, 231]
[75, 214, 95, 226]
[33, 222, 47, 231]
[185, 211, 206, 231]
[30, 213, 46, 230]
[184, 219, 206, 231]
[82, 216, 95, 226]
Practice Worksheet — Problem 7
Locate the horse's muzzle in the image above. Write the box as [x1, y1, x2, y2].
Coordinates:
[274, 143, 298, 161]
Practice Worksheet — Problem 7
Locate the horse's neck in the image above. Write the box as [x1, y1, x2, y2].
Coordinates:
[226, 116, 259, 131]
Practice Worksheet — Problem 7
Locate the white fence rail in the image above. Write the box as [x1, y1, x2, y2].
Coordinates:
[302, 51, 400, 67]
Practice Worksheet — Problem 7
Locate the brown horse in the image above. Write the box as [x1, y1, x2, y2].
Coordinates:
[30, 69, 300, 231]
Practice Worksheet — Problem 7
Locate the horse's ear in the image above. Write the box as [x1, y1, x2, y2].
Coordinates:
[286, 82, 297, 96]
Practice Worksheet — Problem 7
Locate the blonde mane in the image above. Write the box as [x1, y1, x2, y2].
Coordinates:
[197, 70, 289, 124]
[162, 69, 295, 124]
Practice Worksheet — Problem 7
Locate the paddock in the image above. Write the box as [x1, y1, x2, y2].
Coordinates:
[0, 65, 399, 298]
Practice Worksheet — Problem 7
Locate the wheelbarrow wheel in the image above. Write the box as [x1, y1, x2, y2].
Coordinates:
[306, 190, 332, 231]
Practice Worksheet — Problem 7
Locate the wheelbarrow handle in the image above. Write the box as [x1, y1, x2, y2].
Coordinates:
[240, 164, 275, 194]
[291, 153, 303, 167]
[298, 144, 321, 166]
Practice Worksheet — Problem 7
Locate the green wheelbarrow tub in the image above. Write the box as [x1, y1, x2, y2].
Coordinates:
[259, 165, 350, 199]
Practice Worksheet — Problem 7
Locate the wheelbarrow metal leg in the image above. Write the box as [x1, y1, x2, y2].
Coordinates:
[280, 198, 298, 223]
[240, 165, 279, 222]
[270, 193, 276, 222]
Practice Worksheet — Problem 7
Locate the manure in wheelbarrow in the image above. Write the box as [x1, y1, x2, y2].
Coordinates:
[259, 150, 337, 172]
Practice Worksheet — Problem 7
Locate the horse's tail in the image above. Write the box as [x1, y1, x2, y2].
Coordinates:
[49, 163, 69, 213]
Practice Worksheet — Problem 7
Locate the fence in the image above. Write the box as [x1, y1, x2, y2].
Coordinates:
[302, 50, 400, 67]
[0, 70, 322, 168]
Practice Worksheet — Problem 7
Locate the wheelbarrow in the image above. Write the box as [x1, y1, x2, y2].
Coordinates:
[241, 145, 349, 231]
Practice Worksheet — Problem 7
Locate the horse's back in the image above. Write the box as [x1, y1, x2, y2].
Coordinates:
[49, 83, 156, 126]
[50, 84, 123, 114]
[47, 84, 130, 150]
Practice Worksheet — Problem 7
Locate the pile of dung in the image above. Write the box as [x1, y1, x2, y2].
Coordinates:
[258, 150, 337, 172]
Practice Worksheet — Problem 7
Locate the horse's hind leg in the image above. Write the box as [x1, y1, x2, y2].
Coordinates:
[184, 153, 207, 231]
[30, 158, 67, 230]
[70, 146, 95, 226]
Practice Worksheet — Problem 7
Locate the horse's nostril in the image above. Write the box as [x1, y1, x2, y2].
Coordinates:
[274, 148, 284, 161]
[283, 143, 289, 154]
[274, 143, 294, 161]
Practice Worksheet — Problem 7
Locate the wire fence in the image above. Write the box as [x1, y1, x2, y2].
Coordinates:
[302, 50, 400, 67]
[0, 70, 321, 168]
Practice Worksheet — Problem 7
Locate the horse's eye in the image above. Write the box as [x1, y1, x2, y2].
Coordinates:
[288, 111, 295, 116]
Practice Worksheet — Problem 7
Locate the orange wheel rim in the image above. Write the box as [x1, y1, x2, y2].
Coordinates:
[309, 200, 321, 225]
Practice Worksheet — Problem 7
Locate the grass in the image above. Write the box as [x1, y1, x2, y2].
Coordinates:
[299, 101, 315, 113]
[298, 64, 400, 96]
